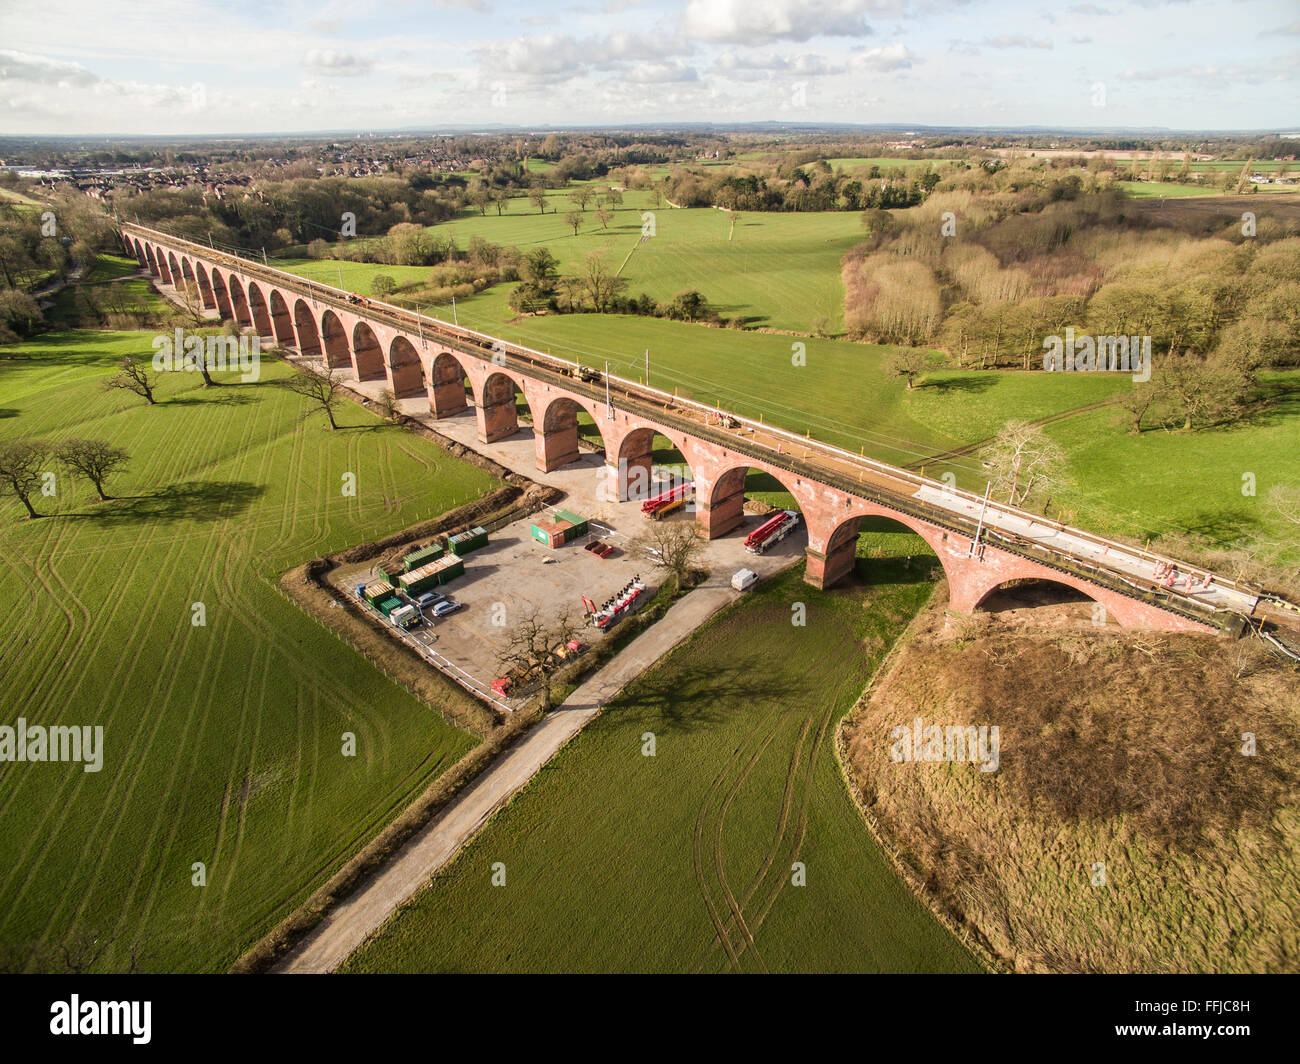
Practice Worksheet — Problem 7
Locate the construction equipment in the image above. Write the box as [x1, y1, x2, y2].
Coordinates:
[641, 482, 694, 520]
[744, 510, 801, 554]
[591, 576, 647, 630]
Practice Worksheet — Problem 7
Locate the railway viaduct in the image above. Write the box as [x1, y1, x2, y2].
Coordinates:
[121, 224, 1241, 636]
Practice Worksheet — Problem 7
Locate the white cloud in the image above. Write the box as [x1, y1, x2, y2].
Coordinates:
[981, 34, 1053, 49]
[625, 60, 699, 83]
[303, 49, 374, 77]
[683, 0, 876, 45]
[0, 49, 97, 88]
[849, 42, 914, 71]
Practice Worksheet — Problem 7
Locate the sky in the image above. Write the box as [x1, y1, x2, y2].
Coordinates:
[0, 0, 1296, 136]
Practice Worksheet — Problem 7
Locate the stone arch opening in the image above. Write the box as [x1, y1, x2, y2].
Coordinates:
[351, 321, 386, 381]
[818, 510, 949, 592]
[700, 463, 806, 548]
[614, 425, 693, 503]
[246, 282, 273, 337]
[177, 258, 202, 312]
[165, 252, 181, 284]
[319, 310, 350, 369]
[144, 245, 159, 276]
[268, 290, 296, 346]
[974, 577, 1109, 622]
[227, 276, 253, 328]
[209, 269, 235, 322]
[293, 300, 323, 358]
[387, 335, 424, 398]
[535, 395, 608, 473]
[427, 350, 472, 419]
[194, 263, 216, 309]
[477, 370, 532, 444]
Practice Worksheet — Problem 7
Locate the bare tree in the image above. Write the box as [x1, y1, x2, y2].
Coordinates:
[888, 348, 934, 390]
[569, 187, 594, 212]
[527, 186, 547, 214]
[580, 250, 627, 312]
[1267, 484, 1300, 531]
[174, 279, 207, 328]
[496, 606, 577, 711]
[103, 356, 157, 405]
[0, 438, 50, 519]
[1116, 384, 1158, 434]
[637, 519, 703, 592]
[982, 420, 1069, 509]
[375, 387, 400, 422]
[285, 365, 345, 429]
[595, 207, 613, 230]
[57, 438, 129, 501]
[564, 210, 582, 237]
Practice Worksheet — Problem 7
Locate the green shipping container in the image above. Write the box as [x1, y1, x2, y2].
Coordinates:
[403, 544, 445, 571]
[364, 581, 391, 605]
[449, 526, 489, 556]
[434, 556, 465, 584]
[555, 510, 588, 536]
[378, 596, 402, 617]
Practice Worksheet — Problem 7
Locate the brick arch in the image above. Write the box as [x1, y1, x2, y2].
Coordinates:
[427, 349, 472, 419]
[387, 335, 424, 398]
[226, 275, 253, 328]
[351, 320, 386, 381]
[293, 299, 323, 358]
[178, 257, 198, 304]
[476, 369, 534, 444]
[959, 563, 1150, 629]
[817, 505, 957, 591]
[246, 281, 273, 337]
[611, 422, 694, 503]
[167, 252, 182, 285]
[267, 289, 296, 346]
[319, 309, 350, 369]
[194, 262, 216, 309]
[154, 247, 173, 284]
[532, 393, 607, 473]
[123, 235, 143, 263]
[143, 244, 159, 276]
[696, 459, 813, 543]
[208, 268, 235, 321]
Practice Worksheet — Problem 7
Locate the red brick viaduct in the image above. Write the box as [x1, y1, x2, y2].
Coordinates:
[122, 224, 1238, 636]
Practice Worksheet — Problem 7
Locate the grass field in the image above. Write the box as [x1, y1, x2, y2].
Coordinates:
[0, 329, 498, 972]
[1042, 373, 1300, 564]
[344, 555, 981, 973]
[1118, 180, 1292, 198]
[281, 191, 861, 332]
[822, 156, 940, 172]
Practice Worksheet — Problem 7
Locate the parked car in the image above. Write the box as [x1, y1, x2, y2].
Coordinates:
[431, 599, 463, 617]
[415, 591, 446, 609]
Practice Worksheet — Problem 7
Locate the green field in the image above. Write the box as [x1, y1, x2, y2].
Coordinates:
[345, 556, 981, 973]
[823, 157, 939, 172]
[0, 330, 497, 972]
[1118, 180, 1292, 198]
[1045, 373, 1300, 561]
[283, 197, 863, 333]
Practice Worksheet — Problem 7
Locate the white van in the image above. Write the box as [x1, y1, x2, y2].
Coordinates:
[731, 568, 759, 592]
